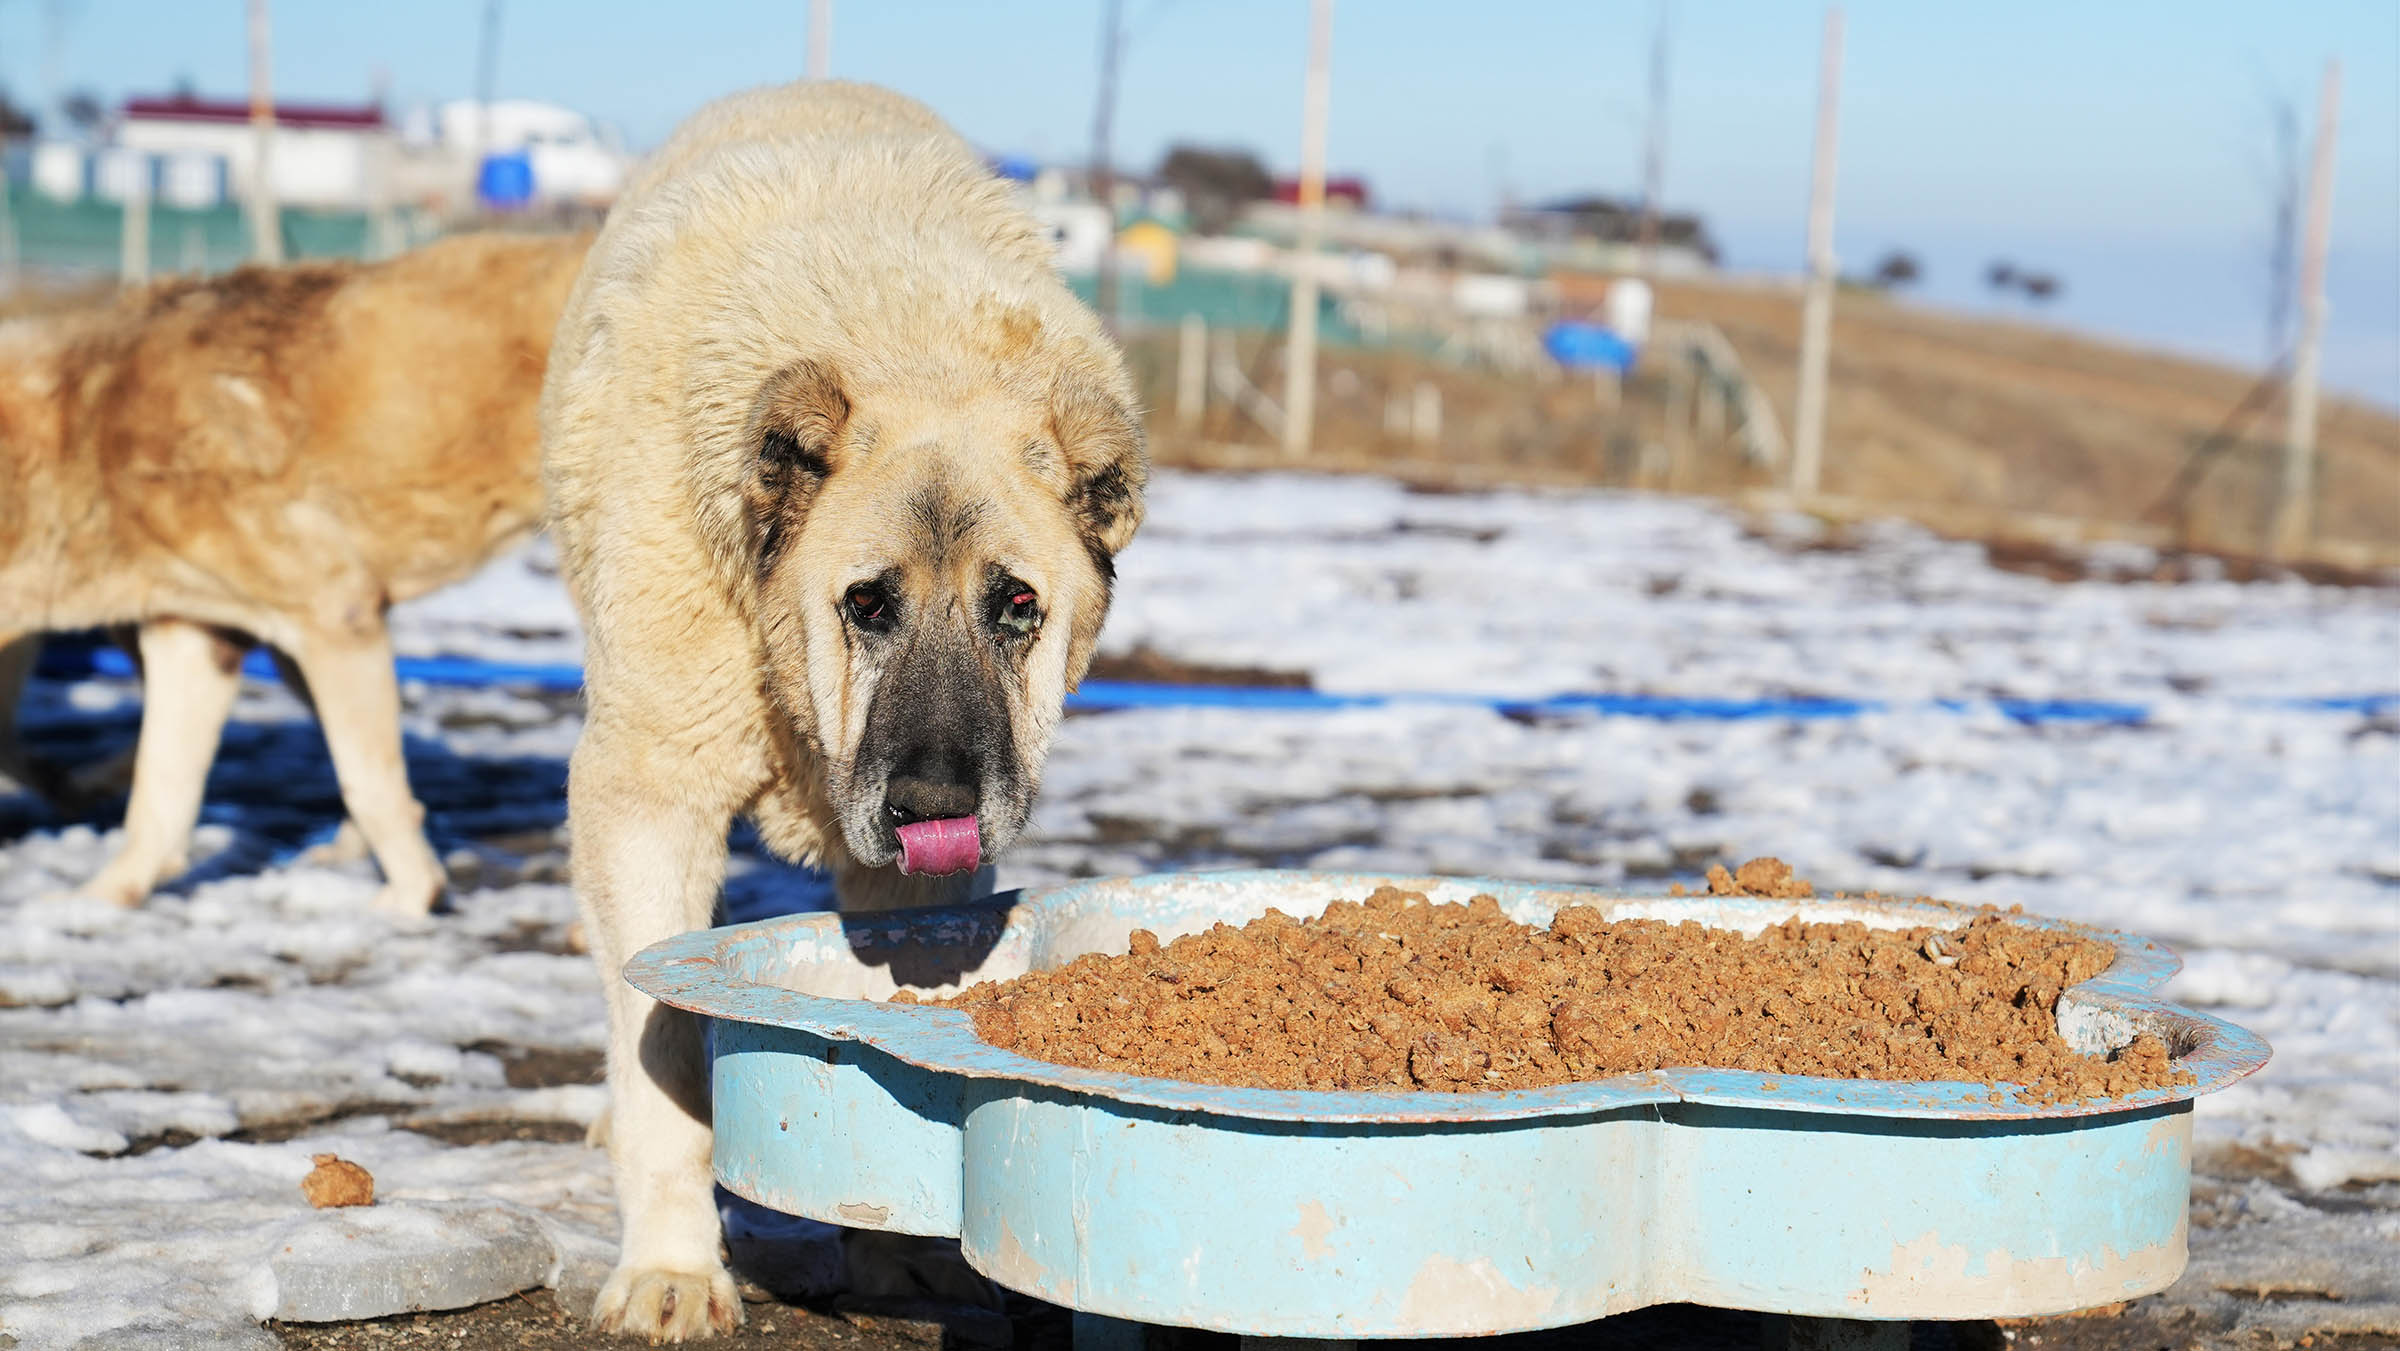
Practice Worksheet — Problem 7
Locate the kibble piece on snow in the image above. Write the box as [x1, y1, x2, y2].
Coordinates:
[300, 1154, 375, 1208]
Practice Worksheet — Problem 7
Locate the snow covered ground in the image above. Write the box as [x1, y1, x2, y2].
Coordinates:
[3, 470, 2395, 1347]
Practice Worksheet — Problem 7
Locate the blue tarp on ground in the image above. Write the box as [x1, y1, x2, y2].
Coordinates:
[28, 635, 2396, 728]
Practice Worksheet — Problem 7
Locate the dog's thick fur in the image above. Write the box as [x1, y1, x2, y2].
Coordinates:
[542, 82, 1146, 1340]
[0, 232, 591, 912]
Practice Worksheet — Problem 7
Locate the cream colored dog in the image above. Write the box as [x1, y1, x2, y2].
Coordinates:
[0, 232, 589, 912]
[542, 82, 1146, 1339]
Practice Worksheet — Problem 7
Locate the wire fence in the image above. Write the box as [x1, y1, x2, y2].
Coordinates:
[0, 195, 407, 278]
[1105, 269, 2394, 570]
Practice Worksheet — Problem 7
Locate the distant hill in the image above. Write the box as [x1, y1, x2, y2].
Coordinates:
[1130, 274, 2396, 574]
[1655, 275, 2399, 557]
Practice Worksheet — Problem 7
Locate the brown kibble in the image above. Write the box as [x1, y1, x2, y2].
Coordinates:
[972, 1005, 1020, 1048]
[1549, 995, 1611, 1059]
[1128, 929, 1161, 956]
[1736, 857, 1814, 898]
[1407, 1032, 1490, 1087]
[934, 890, 2189, 1104]
[1488, 958, 1540, 994]
[1550, 905, 1607, 945]
[1708, 856, 1815, 898]
[300, 1154, 374, 1208]
[887, 988, 920, 1004]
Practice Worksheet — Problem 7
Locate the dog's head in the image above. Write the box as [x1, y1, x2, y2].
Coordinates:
[729, 351, 1144, 873]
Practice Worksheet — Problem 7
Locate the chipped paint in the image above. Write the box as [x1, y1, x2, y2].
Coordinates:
[837, 1201, 891, 1225]
[976, 1220, 1049, 1298]
[2142, 1112, 2189, 1157]
[1399, 1255, 1561, 1330]
[1290, 1201, 1336, 1261]
[1849, 1215, 2187, 1318]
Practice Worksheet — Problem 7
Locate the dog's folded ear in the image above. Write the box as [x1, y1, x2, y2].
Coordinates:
[1049, 372, 1148, 566]
[757, 358, 851, 479]
[746, 359, 852, 571]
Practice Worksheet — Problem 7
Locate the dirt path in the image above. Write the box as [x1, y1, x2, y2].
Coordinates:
[271, 1285, 2390, 1351]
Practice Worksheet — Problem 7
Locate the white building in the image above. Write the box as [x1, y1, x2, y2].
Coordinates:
[413, 99, 628, 206]
[1028, 200, 1112, 275]
[110, 94, 391, 210]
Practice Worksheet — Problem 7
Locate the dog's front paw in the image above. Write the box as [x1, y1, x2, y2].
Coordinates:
[592, 1263, 741, 1342]
[368, 878, 443, 921]
[75, 865, 159, 909]
[296, 821, 372, 867]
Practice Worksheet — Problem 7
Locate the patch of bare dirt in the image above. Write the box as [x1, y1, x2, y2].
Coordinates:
[1084, 648, 1312, 689]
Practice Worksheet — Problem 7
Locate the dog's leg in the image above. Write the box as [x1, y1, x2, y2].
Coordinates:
[0, 631, 45, 801]
[77, 620, 247, 907]
[283, 622, 445, 917]
[265, 647, 370, 866]
[572, 723, 743, 1341]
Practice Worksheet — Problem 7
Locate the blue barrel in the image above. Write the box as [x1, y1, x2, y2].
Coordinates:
[476, 151, 535, 210]
[1544, 321, 1638, 373]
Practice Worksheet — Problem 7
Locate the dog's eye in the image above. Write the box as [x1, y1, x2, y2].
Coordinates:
[844, 583, 894, 632]
[990, 579, 1041, 639]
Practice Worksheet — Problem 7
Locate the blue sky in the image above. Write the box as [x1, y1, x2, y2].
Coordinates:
[3, 1, 2393, 400]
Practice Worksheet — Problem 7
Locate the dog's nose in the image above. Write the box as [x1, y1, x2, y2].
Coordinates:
[884, 771, 977, 826]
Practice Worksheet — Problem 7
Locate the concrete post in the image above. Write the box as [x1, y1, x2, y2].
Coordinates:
[1412, 380, 1441, 445]
[2270, 58, 2340, 560]
[809, 0, 832, 79]
[1177, 314, 1207, 430]
[119, 162, 149, 288]
[1789, 6, 1845, 498]
[246, 0, 282, 262]
[1281, 0, 1334, 457]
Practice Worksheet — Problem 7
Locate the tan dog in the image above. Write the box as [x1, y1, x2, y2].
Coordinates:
[0, 231, 591, 913]
[542, 82, 1146, 1339]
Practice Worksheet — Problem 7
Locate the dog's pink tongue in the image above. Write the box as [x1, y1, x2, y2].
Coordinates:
[897, 816, 981, 876]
